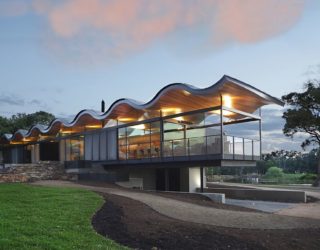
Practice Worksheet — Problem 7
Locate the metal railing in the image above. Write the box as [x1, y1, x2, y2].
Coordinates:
[118, 134, 260, 161]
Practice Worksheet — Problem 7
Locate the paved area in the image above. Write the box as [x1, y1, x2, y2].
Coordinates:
[225, 199, 297, 213]
[208, 182, 320, 219]
[33, 180, 320, 230]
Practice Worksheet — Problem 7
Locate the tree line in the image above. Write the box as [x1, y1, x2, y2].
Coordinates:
[0, 111, 55, 136]
[257, 149, 318, 174]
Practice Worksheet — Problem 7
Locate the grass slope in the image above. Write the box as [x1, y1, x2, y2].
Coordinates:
[0, 183, 125, 250]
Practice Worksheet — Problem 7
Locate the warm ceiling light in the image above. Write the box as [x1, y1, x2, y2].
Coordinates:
[118, 117, 134, 122]
[161, 108, 182, 116]
[211, 95, 234, 117]
[85, 125, 102, 129]
[223, 95, 232, 108]
[60, 130, 73, 134]
[182, 90, 191, 96]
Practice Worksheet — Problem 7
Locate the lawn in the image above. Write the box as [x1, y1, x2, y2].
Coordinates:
[0, 183, 125, 250]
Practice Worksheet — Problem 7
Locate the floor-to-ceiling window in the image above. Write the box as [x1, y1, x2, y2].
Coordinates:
[63, 136, 84, 161]
[117, 107, 261, 160]
[118, 121, 161, 160]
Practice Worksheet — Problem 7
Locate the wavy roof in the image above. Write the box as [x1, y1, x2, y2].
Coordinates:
[0, 75, 283, 144]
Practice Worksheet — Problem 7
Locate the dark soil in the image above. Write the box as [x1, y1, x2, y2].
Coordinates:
[92, 194, 320, 250]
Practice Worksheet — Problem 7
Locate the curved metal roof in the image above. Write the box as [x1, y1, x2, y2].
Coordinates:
[0, 75, 283, 144]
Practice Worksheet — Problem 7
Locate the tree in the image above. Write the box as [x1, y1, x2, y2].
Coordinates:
[282, 79, 320, 186]
[0, 111, 55, 136]
[0, 116, 11, 136]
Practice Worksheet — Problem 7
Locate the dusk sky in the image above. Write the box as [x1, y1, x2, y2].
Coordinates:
[0, 0, 320, 152]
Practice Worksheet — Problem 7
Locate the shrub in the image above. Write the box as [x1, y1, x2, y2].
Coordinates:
[264, 166, 283, 179]
[299, 173, 317, 181]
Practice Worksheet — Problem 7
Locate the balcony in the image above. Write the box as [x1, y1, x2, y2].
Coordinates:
[112, 134, 260, 167]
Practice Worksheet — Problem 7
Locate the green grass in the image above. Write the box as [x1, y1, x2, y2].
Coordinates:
[0, 183, 125, 250]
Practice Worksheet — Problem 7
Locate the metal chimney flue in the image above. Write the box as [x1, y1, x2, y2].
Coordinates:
[101, 100, 105, 113]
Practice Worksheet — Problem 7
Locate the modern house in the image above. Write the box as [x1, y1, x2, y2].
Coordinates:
[0, 75, 283, 192]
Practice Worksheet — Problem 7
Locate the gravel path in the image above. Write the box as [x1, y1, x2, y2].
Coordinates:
[33, 180, 320, 230]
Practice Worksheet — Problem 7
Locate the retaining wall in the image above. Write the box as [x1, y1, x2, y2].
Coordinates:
[0, 162, 76, 183]
[204, 187, 306, 203]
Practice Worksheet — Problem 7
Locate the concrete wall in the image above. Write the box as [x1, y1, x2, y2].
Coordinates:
[129, 168, 156, 190]
[189, 167, 201, 192]
[204, 187, 307, 203]
[31, 144, 40, 163]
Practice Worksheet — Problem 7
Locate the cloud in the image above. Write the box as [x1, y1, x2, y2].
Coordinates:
[0, 93, 50, 113]
[0, 94, 25, 106]
[0, 0, 306, 63]
[303, 64, 320, 77]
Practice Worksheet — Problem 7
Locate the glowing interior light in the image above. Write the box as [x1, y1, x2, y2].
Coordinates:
[85, 125, 102, 129]
[223, 95, 232, 108]
[60, 130, 73, 134]
[173, 116, 184, 121]
[182, 90, 191, 96]
[161, 108, 182, 116]
[118, 117, 134, 122]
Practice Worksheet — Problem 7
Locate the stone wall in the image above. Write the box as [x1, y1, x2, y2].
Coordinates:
[0, 162, 77, 183]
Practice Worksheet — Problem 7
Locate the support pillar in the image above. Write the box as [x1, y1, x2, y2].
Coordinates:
[160, 110, 164, 158]
[259, 108, 262, 160]
[200, 167, 204, 193]
[220, 95, 224, 157]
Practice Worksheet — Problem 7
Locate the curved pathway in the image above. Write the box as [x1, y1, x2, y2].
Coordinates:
[33, 180, 320, 230]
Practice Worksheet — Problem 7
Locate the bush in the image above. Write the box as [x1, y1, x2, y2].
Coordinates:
[264, 166, 283, 179]
[299, 173, 317, 181]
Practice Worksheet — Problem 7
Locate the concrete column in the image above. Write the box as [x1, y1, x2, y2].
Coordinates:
[200, 167, 204, 192]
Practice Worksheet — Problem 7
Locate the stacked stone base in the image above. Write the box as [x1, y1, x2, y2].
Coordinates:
[0, 162, 77, 183]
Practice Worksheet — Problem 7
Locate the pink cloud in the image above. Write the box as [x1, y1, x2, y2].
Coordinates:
[0, 0, 306, 63]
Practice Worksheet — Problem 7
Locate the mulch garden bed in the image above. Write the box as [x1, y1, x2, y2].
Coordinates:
[92, 193, 320, 250]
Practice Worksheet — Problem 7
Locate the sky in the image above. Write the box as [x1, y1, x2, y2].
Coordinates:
[0, 0, 320, 153]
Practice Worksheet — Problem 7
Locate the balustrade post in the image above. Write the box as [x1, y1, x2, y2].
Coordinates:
[242, 138, 245, 160]
[252, 140, 254, 160]
[171, 140, 174, 158]
[233, 136, 235, 160]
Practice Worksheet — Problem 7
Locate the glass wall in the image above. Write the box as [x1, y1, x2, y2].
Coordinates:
[118, 121, 161, 160]
[162, 111, 221, 157]
[63, 136, 84, 161]
[117, 107, 261, 160]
